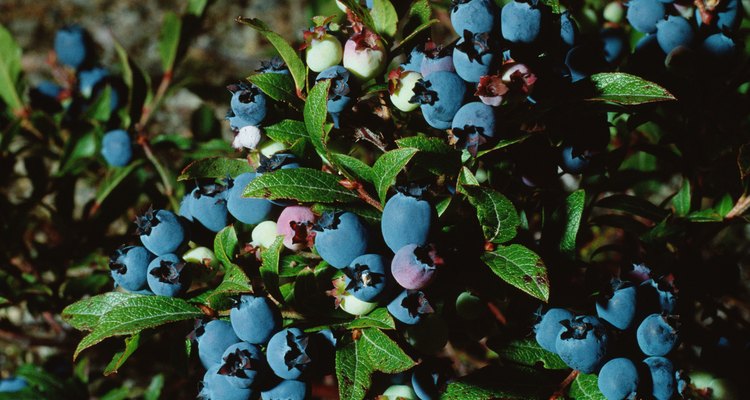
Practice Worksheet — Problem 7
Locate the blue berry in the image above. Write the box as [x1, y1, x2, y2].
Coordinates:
[453, 31, 495, 83]
[316, 65, 354, 129]
[342, 254, 387, 302]
[401, 46, 426, 73]
[695, 0, 740, 32]
[226, 173, 274, 225]
[534, 308, 574, 353]
[30, 81, 63, 112]
[199, 365, 254, 400]
[109, 245, 154, 292]
[555, 315, 609, 373]
[229, 83, 267, 126]
[596, 280, 637, 330]
[261, 380, 308, 400]
[420, 43, 455, 78]
[266, 328, 312, 380]
[643, 356, 675, 400]
[179, 194, 194, 222]
[54, 25, 90, 69]
[450, 0, 498, 35]
[146, 253, 190, 297]
[78, 67, 109, 98]
[597, 358, 640, 400]
[101, 129, 132, 167]
[411, 364, 439, 400]
[600, 28, 628, 65]
[636, 314, 678, 356]
[187, 183, 230, 233]
[257, 153, 301, 207]
[559, 11, 577, 47]
[256, 57, 289, 74]
[136, 208, 187, 256]
[656, 16, 694, 54]
[565, 44, 607, 82]
[559, 145, 591, 174]
[626, 0, 665, 34]
[381, 186, 434, 253]
[701, 33, 737, 62]
[196, 320, 241, 369]
[313, 211, 369, 269]
[391, 244, 443, 290]
[501, 1, 543, 44]
[451, 102, 496, 156]
[0, 377, 27, 393]
[230, 295, 281, 344]
[637, 278, 677, 318]
[218, 342, 266, 389]
[387, 290, 434, 325]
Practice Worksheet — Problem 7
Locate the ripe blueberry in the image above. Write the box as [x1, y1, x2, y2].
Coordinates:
[387, 290, 434, 325]
[146, 253, 191, 297]
[226, 173, 274, 225]
[597, 358, 640, 400]
[313, 211, 369, 269]
[229, 295, 281, 345]
[109, 245, 154, 292]
[534, 307, 574, 353]
[636, 314, 678, 356]
[196, 320, 241, 369]
[136, 208, 188, 256]
[265, 328, 312, 380]
[381, 186, 434, 253]
[342, 254, 387, 302]
[101, 129, 132, 167]
[554, 315, 609, 373]
[218, 342, 266, 389]
[596, 280, 637, 330]
[391, 244, 443, 290]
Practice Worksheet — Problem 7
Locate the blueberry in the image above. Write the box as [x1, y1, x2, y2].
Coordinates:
[626, 0, 665, 34]
[136, 208, 188, 256]
[655, 16, 694, 54]
[261, 380, 308, 400]
[78, 67, 109, 98]
[411, 364, 439, 400]
[596, 280, 637, 330]
[196, 320, 241, 369]
[534, 308, 574, 353]
[411, 71, 467, 129]
[313, 211, 369, 269]
[179, 194, 194, 222]
[420, 42, 455, 77]
[226, 173, 274, 225]
[218, 342, 266, 389]
[316, 65, 354, 129]
[30, 81, 63, 112]
[565, 44, 607, 82]
[343, 29, 387, 81]
[636, 314, 678, 356]
[453, 31, 495, 83]
[450, 0, 497, 35]
[228, 83, 267, 126]
[109, 245, 154, 292]
[229, 295, 281, 345]
[381, 186, 434, 253]
[101, 129, 132, 167]
[555, 315, 609, 373]
[392, 244, 443, 290]
[643, 356, 675, 400]
[599, 28, 628, 65]
[701, 33, 737, 62]
[501, 1, 543, 44]
[0, 377, 27, 393]
[559, 145, 591, 174]
[199, 365, 254, 400]
[277, 206, 316, 251]
[559, 11, 577, 47]
[637, 278, 677, 318]
[401, 46, 426, 73]
[451, 102, 496, 156]
[146, 253, 191, 297]
[342, 254, 387, 302]
[695, 0, 740, 32]
[387, 290, 434, 325]
[54, 25, 90, 69]
[597, 358, 640, 400]
[256, 57, 289, 75]
[187, 183, 230, 233]
[266, 328, 312, 380]
[226, 110, 256, 133]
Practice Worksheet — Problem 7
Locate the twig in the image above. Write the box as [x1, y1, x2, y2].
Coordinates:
[549, 370, 579, 400]
[725, 194, 750, 219]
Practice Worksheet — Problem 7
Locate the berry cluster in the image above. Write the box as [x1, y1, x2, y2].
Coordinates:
[535, 268, 680, 400]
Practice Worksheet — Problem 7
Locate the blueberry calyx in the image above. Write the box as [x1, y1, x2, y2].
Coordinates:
[395, 183, 430, 199]
[313, 211, 343, 232]
[256, 56, 287, 73]
[402, 290, 434, 318]
[450, 0, 472, 11]
[227, 83, 260, 104]
[258, 153, 297, 173]
[344, 264, 385, 291]
[109, 247, 129, 274]
[559, 318, 596, 340]
[284, 330, 312, 370]
[218, 348, 257, 378]
[135, 206, 159, 236]
[149, 260, 185, 284]
[456, 30, 492, 63]
[409, 79, 439, 105]
[413, 244, 443, 269]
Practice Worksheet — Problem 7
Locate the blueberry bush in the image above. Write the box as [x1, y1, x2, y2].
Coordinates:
[2, 0, 750, 398]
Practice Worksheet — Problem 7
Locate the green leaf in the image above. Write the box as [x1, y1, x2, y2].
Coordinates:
[555, 190, 585, 256]
[243, 167, 358, 203]
[62, 292, 137, 331]
[0, 24, 23, 114]
[249, 72, 300, 106]
[332, 153, 374, 182]
[716, 194, 734, 217]
[201, 262, 253, 310]
[372, 148, 418, 203]
[305, 79, 332, 161]
[408, 0, 432, 24]
[345, 307, 395, 330]
[84, 85, 113, 122]
[187, 0, 208, 16]
[540, 0, 562, 13]
[236, 17, 307, 95]
[588, 73, 676, 105]
[178, 157, 253, 181]
[265, 119, 309, 145]
[685, 209, 723, 222]
[94, 160, 145, 208]
[481, 245, 550, 302]
[73, 295, 203, 359]
[371, 0, 398, 38]
[144, 374, 165, 400]
[339, 0, 377, 33]
[495, 339, 568, 369]
[458, 166, 480, 189]
[58, 130, 98, 176]
[392, 19, 439, 53]
[260, 235, 285, 304]
[336, 328, 415, 400]
[396, 136, 453, 153]
[476, 135, 531, 158]
[16, 364, 67, 399]
[596, 194, 669, 222]
[672, 178, 691, 216]
[291, 267, 318, 312]
[441, 366, 553, 400]
[462, 185, 520, 244]
[214, 225, 239, 270]
[312, 203, 382, 225]
[104, 332, 141, 376]
[568, 373, 606, 399]
[159, 12, 182, 72]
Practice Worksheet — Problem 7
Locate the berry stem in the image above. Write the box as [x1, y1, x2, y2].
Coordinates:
[549, 369, 579, 400]
[725, 193, 750, 219]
